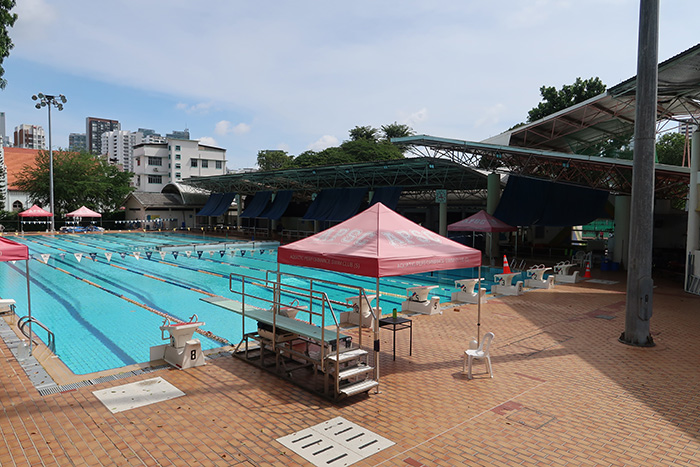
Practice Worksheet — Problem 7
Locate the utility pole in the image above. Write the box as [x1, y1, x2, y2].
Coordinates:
[620, 0, 659, 347]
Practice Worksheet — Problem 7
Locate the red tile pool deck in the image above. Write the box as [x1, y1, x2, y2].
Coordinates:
[1, 270, 699, 466]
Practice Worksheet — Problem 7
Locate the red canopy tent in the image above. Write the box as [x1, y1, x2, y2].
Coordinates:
[0, 237, 34, 353]
[18, 204, 53, 218]
[278, 203, 485, 377]
[65, 206, 102, 218]
[448, 210, 517, 265]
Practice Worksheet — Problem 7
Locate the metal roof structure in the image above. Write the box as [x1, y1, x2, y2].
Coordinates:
[183, 157, 489, 201]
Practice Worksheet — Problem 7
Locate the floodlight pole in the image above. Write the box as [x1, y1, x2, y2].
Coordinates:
[32, 93, 67, 233]
[621, 0, 658, 347]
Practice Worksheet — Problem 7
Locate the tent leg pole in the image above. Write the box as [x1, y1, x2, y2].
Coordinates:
[477, 266, 481, 345]
[26, 260, 32, 356]
[374, 277, 380, 394]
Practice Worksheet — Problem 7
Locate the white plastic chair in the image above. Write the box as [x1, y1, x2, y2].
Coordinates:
[462, 332, 494, 379]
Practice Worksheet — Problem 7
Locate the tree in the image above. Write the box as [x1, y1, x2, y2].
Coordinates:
[380, 122, 414, 141]
[527, 77, 607, 123]
[655, 132, 688, 166]
[0, 0, 17, 89]
[14, 150, 134, 215]
[256, 149, 293, 171]
[338, 139, 404, 163]
[348, 125, 380, 142]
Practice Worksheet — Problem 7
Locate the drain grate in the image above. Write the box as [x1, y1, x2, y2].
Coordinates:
[277, 416, 394, 467]
[37, 364, 170, 396]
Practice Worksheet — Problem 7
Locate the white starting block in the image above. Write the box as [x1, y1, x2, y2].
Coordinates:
[524, 265, 554, 289]
[552, 261, 579, 283]
[150, 315, 206, 370]
[491, 273, 523, 296]
[0, 298, 17, 315]
[451, 279, 486, 305]
[401, 285, 440, 315]
[341, 294, 379, 328]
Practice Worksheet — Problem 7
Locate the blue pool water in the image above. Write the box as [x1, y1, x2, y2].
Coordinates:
[0, 232, 512, 375]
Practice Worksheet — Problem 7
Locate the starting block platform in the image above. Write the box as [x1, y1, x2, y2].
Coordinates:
[491, 272, 523, 296]
[451, 278, 486, 305]
[524, 265, 554, 289]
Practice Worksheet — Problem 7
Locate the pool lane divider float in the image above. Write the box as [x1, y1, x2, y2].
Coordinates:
[37, 258, 229, 345]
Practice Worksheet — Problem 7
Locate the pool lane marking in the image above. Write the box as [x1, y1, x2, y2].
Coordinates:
[39, 258, 229, 345]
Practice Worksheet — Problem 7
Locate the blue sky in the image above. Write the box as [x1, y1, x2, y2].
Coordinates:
[2, 0, 698, 170]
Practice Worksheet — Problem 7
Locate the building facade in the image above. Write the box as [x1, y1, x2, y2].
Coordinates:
[86, 117, 120, 155]
[132, 138, 226, 192]
[101, 130, 133, 172]
[14, 124, 45, 149]
[69, 133, 87, 151]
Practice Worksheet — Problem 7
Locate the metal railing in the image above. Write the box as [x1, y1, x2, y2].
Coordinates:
[17, 316, 56, 353]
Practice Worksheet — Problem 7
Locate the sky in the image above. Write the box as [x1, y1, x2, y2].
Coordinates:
[1, 0, 698, 170]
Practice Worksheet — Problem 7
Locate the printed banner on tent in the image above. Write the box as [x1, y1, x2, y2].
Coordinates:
[40, 253, 51, 264]
[104, 252, 112, 262]
[74, 253, 83, 263]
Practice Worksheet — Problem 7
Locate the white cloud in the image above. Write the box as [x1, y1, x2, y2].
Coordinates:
[215, 121, 251, 136]
[198, 136, 218, 147]
[400, 108, 428, 128]
[176, 102, 214, 114]
[12, 0, 57, 43]
[307, 135, 339, 152]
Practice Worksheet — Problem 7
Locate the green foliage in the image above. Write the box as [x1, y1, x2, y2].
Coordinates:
[338, 139, 403, 163]
[0, 0, 17, 89]
[380, 122, 414, 140]
[0, 163, 6, 206]
[348, 125, 380, 142]
[14, 150, 134, 215]
[256, 150, 293, 171]
[527, 77, 607, 123]
[655, 132, 688, 166]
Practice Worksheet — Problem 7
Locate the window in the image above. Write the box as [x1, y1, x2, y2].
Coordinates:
[175, 172, 182, 179]
[175, 154, 181, 160]
[201, 160, 209, 168]
[175, 145, 181, 151]
[147, 157, 162, 166]
[148, 175, 162, 184]
[12, 201, 23, 211]
[190, 159, 198, 168]
[216, 161, 223, 169]
[175, 163, 181, 169]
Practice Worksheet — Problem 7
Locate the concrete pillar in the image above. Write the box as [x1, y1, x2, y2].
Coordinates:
[613, 196, 631, 269]
[439, 201, 447, 237]
[686, 131, 700, 290]
[486, 173, 502, 265]
[235, 194, 241, 230]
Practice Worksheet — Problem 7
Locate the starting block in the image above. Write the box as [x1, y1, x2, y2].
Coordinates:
[491, 273, 523, 296]
[552, 261, 579, 283]
[150, 315, 206, 370]
[451, 278, 486, 305]
[402, 285, 440, 315]
[341, 294, 379, 328]
[524, 265, 554, 289]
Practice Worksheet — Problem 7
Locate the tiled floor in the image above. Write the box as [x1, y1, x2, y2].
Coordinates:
[1, 270, 699, 466]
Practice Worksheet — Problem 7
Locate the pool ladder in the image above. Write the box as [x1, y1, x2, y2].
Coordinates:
[17, 316, 56, 353]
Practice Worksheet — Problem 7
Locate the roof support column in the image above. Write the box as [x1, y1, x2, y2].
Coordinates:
[621, 0, 658, 347]
[235, 194, 241, 231]
[487, 173, 501, 265]
[438, 199, 447, 237]
[613, 195, 630, 269]
[685, 130, 700, 291]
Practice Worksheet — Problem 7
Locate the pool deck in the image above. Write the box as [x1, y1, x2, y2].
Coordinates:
[1, 269, 699, 466]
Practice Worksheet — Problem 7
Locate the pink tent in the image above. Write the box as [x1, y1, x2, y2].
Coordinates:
[278, 203, 485, 362]
[278, 202, 482, 277]
[447, 210, 517, 233]
[65, 206, 102, 218]
[18, 204, 53, 218]
[0, 237, 34, 353]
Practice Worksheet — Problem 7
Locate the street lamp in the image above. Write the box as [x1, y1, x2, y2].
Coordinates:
[31, 93, 66, 232]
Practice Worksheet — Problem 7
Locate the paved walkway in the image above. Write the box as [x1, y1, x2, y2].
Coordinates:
[1, 271, 699, 466]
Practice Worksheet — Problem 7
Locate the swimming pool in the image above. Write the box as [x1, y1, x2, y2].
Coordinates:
[0, 232, 510, 375]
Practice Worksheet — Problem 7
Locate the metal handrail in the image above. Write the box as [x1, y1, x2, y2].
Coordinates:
[17, 316, 56, 353]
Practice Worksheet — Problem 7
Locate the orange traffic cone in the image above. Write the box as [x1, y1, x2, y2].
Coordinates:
[583, 261, 592, 278]
[502, 255, 511, 274]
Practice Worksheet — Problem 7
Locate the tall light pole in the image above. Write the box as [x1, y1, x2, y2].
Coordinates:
[31, 93, 66, 232]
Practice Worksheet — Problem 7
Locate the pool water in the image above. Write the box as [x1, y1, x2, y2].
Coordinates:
[0, 232, 511, 375]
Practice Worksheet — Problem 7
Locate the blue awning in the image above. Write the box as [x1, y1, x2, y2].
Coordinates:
[493, 175, 610, 226]
[208, 192, 236, 217]
[369, 186, 402, 210]
[240, 191, 272, 218]
[196, 193, 224, 216]
[303, 187, 368, 221]
[259, 190, 293, 220]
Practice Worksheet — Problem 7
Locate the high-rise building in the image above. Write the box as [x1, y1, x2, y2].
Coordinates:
[0, 112, 7, 147]
[166, 129, 190, 140]
[14, 124, 46, 149]
[131, 128, 166, 146]
[69, 133, 87, 151]
[101, 130, 133, 172]
[86, 117, 120, 154]
[678, 120, 698, 136]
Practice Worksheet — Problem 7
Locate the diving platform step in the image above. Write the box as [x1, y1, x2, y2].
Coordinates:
[326, 348, 368, 364]
[339, 379, 379, 397]
[337, 363, 373, 381]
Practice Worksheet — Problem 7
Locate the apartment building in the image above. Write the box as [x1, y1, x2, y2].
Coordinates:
[101, 130, 133, 172]
[14, 124, 45, 149]
[132, 138, 226, 192]
[86, 117, 120, 154]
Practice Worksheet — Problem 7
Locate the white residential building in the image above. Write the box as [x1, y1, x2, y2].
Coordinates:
[14, 124, 45, 149]
[132, 138, 226, 192]
[101, 130, 133, 172]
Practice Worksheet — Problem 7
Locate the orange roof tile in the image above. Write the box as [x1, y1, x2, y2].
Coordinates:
[3, 147, 40, 190]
